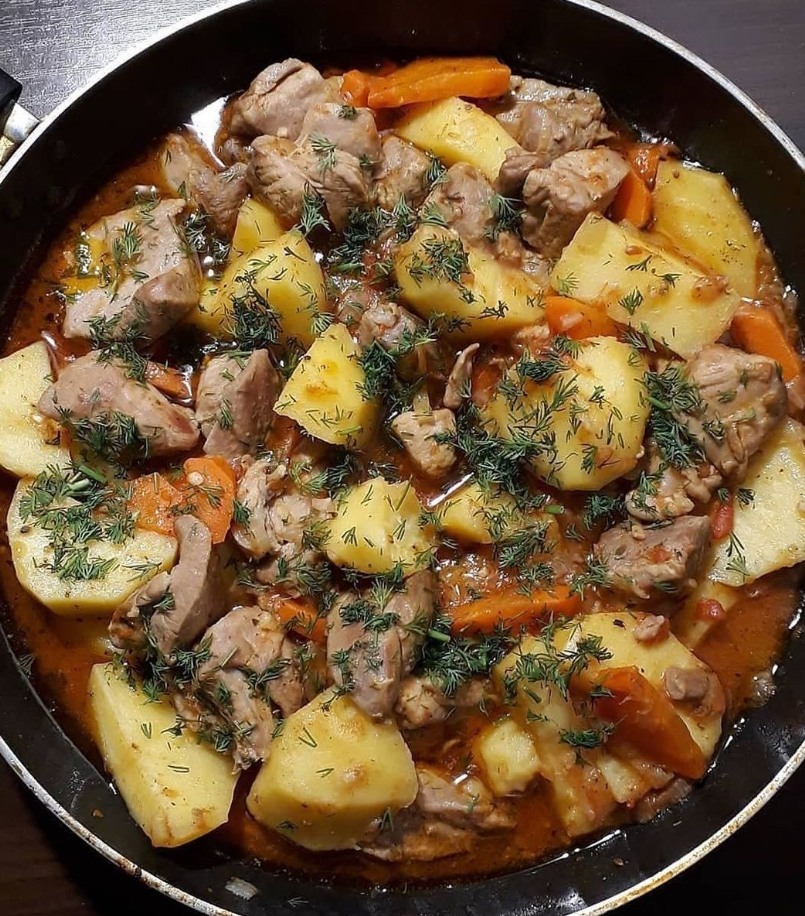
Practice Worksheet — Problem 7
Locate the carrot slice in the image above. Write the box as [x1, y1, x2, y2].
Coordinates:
[710, 494, 734, 541]
[625, 142, 669, 186]
[128, 472, 183, 537]
[340, 69, 379, 107]
[544, 295, 618, 339]
[582, 666, 707, 780]
[610, 167, 653, 228]
[449, 585, 582, 635]
[145, 362, 193, 401]
[366, 57, 511, 109]
[272, 597, 328, 643]
[731, 305, 804, 383]
[179, 456, 237, 544]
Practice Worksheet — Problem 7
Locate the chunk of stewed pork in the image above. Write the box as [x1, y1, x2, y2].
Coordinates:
[390, 409, 457, 480]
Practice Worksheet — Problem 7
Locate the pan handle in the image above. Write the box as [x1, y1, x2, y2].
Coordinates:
[0, 68, 40, 167]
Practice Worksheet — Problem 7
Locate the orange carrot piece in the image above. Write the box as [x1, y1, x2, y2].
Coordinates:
[625, 143, 668, 186]
[449, 585, 582, 635]
[710, 495, 734, 541]
[272, 597, 328, 643]
[340, 69, 378, 107]
[544, 295, 618, 339]
[366, 57, 511, 109]
[128, 473, 183, 537]
[731, 306, 804, 383]
[145, 362, 193, 401]
[610, 167, 653, 228]
[584, 666, 707, 780]
[179, 456, 237, 544]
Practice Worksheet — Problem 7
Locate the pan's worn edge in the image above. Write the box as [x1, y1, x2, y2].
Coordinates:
[0, 1, 804, 914]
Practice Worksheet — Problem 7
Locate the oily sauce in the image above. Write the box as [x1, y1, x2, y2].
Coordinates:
[0, 136, 801, 885]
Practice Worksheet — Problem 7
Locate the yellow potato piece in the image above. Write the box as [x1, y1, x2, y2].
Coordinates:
[231, 197, 285, 256]
[395, 97, 521, 182]
[247, 689, 418, 851]
[395, 226, 545, 341]
[474, 716, 541, 795]
[187, 230, 327, 345]
[653, 161, 759, 298]
[437, 480, 520, 544]
[711, 419, 805, 585]
[552, 214, 741, 359]
[275, 323, 379, 449]
[672, 574, 740, 650]
[0, 341, 69, 477]
[88, 664, 237, 848]
[484, 336, 649, 490]
[325, 478, 434, 574]
[8, 478, 177, 616]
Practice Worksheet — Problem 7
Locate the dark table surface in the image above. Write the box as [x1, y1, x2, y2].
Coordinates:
[0, 0, 804, 914]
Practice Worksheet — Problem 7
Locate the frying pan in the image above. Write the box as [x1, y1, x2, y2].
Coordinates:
[1, 0, 804, 913]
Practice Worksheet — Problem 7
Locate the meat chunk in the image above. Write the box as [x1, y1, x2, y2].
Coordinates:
[360, 764, 515, 861]
[195, 351, 280, 459]
[247, 135, 309, 225]
[298, 102, 382, 169]
[357, 300, 423, 350]
[293, 140, 372, 230]
[521, 149, 629, 258]
[663, 666, 711, 702]
[594, 516, 711, 601]
[374, 136, 432, 211]
[492, 76, 612, 165]
[495, 149, 543, 197]
[38, 352, 199, 457]
[190, 605, 305, 767]
[63, 199, 201, 341]
[391, 409, 457, 480]
[443, 344, 479, 410]
[327, 570, 436, 720]
[633, 614, 671, 644]
[109, 516, 227, 657]
[230, 58, 340, 141]
[675, 344, 787, 481]
[161, 133, 249, 238]
[395, 675, 486, 730]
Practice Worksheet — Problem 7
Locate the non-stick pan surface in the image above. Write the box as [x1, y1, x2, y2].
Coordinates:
[1, 1, 804, 913]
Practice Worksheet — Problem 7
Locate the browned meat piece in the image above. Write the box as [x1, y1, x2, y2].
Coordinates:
[395, 675, 486, 730]
[161, 133, 249, 238]
[327, 571, 436, 720]
[195, 351, 280, 459]
[675, 344, 788, 481]
[247, 135, 309, 225]
[374, 136, 432, 211]
[230, 58, 340, 141]
[109, 517, 227, 657]
[443, 343, 479, 410]
[594, 516, 711, 601]
[633, 614, 671, 644]
[357, 300, 422, 350]
[663, 666, 712, 702]
[495, 148, 543, 197]
[248, 135, 372, 231]
[360, 764, 515, 861]
[232, 459, 334, 591]
[424, 163, 497, 249]
[492, 76, 612, 164]
[38, 352, 199, 457]
[298, 102, 382, 169]
[521, 149, 629, 258]
[634, 777, 693, 824]
[62, 199, 201, 341]
[391, 409, 457, 480]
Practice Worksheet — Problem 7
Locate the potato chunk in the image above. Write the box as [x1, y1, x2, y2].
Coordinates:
[711, 419, 805, 585]
[484, 336, 649, 490]
[0, 341, 69, 477]
[395, 97, 521, 182]
[231, 197, 285, 256]
[88, 664, 237, 847]
[274, 323, 379, 449]
[395, 226, 544, 341]
[653, 161, 759, 298]
[672, 575, 740, 650]
[552, 214, 741, 359]
[247, 689, 418, 851]
[474, 716, 541, 795]
[8, 478, 177, 616]
[187, 230, 327, 345]
[437, 480, 519, 544]
[325, 478, 434, 574]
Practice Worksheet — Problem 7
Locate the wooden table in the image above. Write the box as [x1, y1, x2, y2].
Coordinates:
[0, 1, 803, 913]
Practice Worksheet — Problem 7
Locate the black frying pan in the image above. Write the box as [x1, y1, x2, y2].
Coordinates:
[1, 1, 804, 913]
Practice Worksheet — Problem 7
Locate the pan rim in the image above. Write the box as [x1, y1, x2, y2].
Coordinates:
[0, 1, 804, 913]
